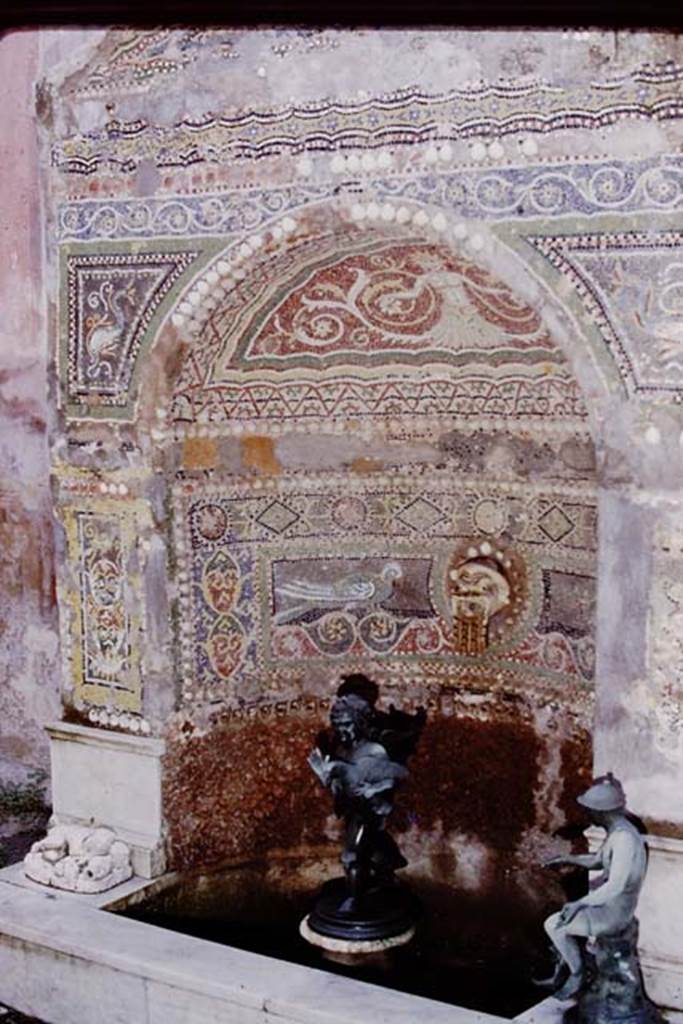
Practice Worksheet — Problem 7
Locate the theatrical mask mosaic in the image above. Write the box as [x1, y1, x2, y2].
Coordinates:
[171, 235, 586, 430]
[173, 472, 597, 704]
[61, 504, 144, 713]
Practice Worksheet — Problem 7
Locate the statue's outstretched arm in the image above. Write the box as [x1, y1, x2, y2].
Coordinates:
[308, 748, 335, 786]
[545, 851, 601, 870]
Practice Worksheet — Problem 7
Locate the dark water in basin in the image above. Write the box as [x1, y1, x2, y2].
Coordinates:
[116, 873, 551, 1018]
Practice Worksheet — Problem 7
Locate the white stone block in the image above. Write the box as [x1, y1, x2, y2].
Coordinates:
[47, 721, 166, 878]
[24, 823, 133, 892]
[0, 928, 147, 1024]
[147, 982, 268, 1024]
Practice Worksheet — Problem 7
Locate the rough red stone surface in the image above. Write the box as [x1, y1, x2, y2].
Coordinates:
[163, 696, 590, 923]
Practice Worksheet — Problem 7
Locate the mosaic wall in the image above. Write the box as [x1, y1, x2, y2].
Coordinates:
[647, 523, 683, 755]
[529, 229, 683, 402]
[55, 205, 683, 434]
[50, 32, 683, 172]
[59, 495, 149, 722]
[169, 231, 587, 433]
[39, 30, 683, 889]
[60, 242, 208, 419]
[172, 471, 597, 707]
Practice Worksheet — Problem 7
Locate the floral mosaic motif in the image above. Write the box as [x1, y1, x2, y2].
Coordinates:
[78, 513, 131, 688]
[181, 539, 257, 701]
[206, 615, 245, 679]
[173, 237, 586, 428]
[173, 473, 597, 703]
[528, 231, 683, 398]
[192, 502, 231, 542]
[61, 504, 143, 714]
[202, 549, 240, 613]
[238, 242, 555, 364]
[64, 248, 199, 414]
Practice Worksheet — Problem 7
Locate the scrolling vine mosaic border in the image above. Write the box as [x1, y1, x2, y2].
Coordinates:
[56, 156, 683, 243]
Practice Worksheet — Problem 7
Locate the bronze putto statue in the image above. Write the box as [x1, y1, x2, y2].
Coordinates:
[305, 674, 425, 944]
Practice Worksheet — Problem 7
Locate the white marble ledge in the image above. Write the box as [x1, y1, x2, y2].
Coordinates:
[645, 834, 683, 856]
[46, 720, 165, 757]
[0, 861, 157, 909]
[585, 827, 683, 855]
[513, 996, 566, 1024]
[0, 882, 510, 1024]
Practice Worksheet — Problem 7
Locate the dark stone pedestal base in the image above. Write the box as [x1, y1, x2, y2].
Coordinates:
[567, 922, 664, 1024]
[307, 877, 419, 943]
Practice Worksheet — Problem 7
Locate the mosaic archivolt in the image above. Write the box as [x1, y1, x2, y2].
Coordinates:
[62, 207, 683, 429]
[172, 472, 597, 708]
[167, 228, 587, 433]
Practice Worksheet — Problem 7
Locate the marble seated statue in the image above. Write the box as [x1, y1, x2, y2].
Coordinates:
[542, 773, 661, 1023]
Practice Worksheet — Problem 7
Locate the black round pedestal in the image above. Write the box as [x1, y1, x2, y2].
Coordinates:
[307, 877, 419, 942]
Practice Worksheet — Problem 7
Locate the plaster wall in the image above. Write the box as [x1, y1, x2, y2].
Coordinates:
[0, 32, 60, 789]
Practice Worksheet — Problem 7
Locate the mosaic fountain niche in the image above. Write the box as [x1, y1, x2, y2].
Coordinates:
[44, 204, 600, 1016]
[100, 214, 600, 1019]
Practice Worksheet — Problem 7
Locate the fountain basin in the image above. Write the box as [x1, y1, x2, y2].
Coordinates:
[0, 859, 554, 1024]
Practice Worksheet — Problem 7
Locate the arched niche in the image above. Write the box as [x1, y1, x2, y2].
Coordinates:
[127, 202, 602, 964]
[136, 199, 617, 441]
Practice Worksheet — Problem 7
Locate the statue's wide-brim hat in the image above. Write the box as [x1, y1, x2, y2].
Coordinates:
[577, 773, 626, 812]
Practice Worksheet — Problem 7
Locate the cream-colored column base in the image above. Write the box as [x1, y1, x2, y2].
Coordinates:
[299, 914, 415, 956]
[47, 722, 166, 879]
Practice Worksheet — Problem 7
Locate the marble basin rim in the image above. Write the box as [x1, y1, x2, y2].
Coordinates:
[0, 861, 561, 1024]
